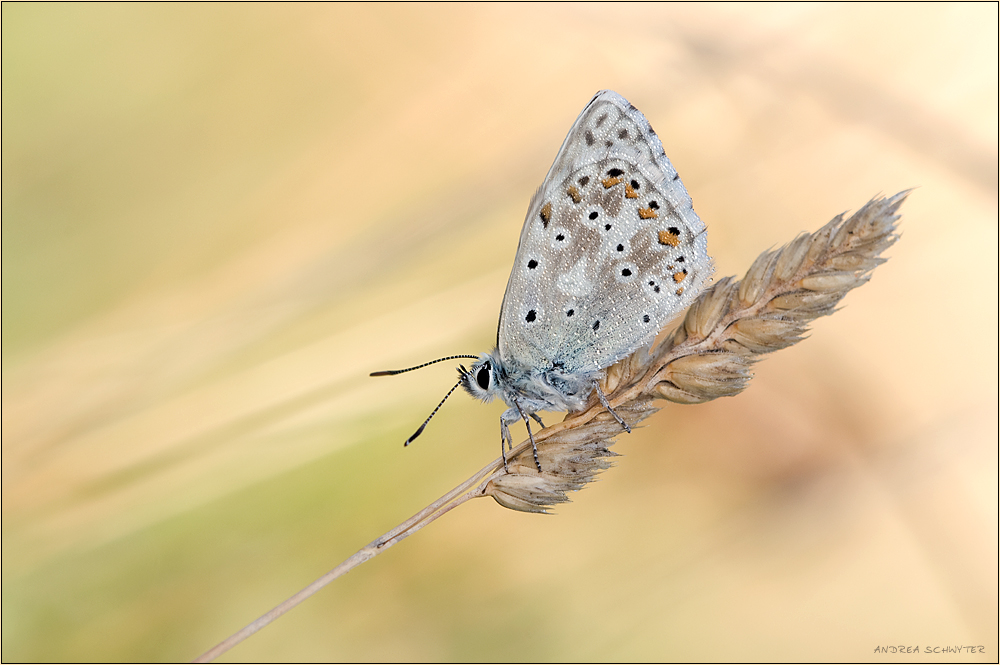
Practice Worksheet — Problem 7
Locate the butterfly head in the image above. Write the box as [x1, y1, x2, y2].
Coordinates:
[458, 353, 505, 404]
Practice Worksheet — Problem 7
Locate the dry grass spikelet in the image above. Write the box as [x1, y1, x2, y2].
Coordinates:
[486, 190, 908, 512]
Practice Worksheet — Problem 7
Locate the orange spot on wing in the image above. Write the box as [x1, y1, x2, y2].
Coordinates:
[673, 271, 686, 283]
[639, 207, 658, 219]
[657, 229, 679, 246]
[540, 202, 552, 225]
[675, 287, 684, 296]
[566, 186, 581, 203]
[601, 176, 623, 189]
[624, 183, 639, 199]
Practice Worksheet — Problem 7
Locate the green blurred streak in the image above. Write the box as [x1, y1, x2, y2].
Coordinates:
[1, 406, 495, 661]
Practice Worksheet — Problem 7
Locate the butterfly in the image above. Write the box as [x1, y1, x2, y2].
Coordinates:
[373, 90, 712, 472]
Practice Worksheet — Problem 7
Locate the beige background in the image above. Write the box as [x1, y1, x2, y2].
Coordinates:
[3, 4, 997, 661]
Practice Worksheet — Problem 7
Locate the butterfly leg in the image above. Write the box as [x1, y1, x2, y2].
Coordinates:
[514, 402, 543, 473]
[530, 413, 545, 428]
[592, 380, 631, 433]
[499, 413, 514, 473]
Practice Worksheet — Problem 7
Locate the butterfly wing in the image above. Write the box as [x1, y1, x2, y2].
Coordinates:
[497, 90, 713, 376]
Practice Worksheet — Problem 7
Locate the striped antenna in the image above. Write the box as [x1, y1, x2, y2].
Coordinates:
[370, 355, 479, 376]
[404, 379, 463, 447]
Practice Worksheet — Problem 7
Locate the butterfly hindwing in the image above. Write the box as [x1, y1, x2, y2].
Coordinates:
[498, 91, 712, 375]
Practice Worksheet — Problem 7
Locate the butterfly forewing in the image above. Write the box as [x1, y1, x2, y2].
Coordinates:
[498, 91, 712, 376]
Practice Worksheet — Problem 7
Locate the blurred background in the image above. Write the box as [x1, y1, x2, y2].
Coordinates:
[2, 4, 997, 661]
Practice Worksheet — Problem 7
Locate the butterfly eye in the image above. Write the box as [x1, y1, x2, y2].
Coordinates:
[476, 363, 491, 391]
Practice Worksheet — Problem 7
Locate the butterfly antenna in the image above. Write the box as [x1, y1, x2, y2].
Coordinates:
[404, 379, 463, 447]
[370, 355, 480, 376]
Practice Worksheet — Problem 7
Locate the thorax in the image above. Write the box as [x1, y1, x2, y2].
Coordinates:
[494, 353, 598, 414]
